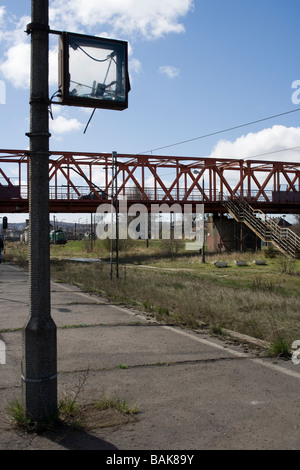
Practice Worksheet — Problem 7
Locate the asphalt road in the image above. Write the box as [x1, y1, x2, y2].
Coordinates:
[0, 262, 300, 451]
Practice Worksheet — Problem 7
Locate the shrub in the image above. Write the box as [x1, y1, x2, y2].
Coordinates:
[101, 236, 133, 253]
[268, 339, 291, 358]
[160, 237, 184, 259]
[264, 245, 277, 259]
[278, 257, 296, 275]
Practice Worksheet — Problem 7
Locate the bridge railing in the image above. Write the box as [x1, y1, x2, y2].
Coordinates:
[47, 186, 275, 203]
[5, 185, 295, 206]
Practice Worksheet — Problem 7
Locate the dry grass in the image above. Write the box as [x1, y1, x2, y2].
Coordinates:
[49, 257, 300, 347]
[5, 240, 300, 348]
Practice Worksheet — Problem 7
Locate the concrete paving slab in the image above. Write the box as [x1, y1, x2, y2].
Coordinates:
[51, 304, 146, 328]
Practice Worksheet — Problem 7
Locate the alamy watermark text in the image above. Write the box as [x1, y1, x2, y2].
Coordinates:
[291, 80, 300, 105]
[0, 80, 5, 105]
[96, 200, 204, 250]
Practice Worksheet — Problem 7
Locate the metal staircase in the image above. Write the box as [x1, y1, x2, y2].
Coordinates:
[224, 198, 300, 259]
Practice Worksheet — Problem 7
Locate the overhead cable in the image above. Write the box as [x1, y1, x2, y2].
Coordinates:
[139, 108, 300, 155]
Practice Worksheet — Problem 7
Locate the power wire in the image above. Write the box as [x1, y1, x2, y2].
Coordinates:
[139, 108, 300, 155]
[211, 145, 300, 161]
[245, 145, 300, 160]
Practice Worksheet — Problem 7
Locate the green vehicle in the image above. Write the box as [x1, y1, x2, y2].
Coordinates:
[50, 229, 67, 244]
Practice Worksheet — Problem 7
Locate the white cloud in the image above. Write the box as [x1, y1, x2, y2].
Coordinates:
[210, 125, 300, 162]
[0, 5, 7, 40]
[50, 115, 83, 135]
[0, 41, 58, 90]
[0, 15, 31, 88]
[49, 0, 194, 40]
[199, 126, 300, 194]
[0, 1, 193, 91]
[0, 42, 30, 89]
[0, 6, 5, 22]
[129, 57, 142, 75]
[159, 65, 180, 79]
[2, 15, 31, 44]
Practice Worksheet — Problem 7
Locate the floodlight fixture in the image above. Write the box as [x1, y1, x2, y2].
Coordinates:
[58, 32, 130, 110]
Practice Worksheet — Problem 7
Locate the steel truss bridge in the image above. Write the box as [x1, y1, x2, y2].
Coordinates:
[0, 149, 300, 214]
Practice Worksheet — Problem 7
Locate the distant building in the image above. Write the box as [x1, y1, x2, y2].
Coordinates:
[20, 219, 30, 243]
[272, 216, 292, 228]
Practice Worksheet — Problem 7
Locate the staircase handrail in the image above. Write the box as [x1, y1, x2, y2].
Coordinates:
[240, 199, 300, 247]
[224, 197, 300, 257]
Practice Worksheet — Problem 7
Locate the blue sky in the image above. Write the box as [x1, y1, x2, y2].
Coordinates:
[0, 0, 300, 223]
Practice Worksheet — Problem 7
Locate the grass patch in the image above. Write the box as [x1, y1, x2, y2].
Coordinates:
[94, 396, 139, 416]
[9, 394, 139, 433]
[210, 325, 226, 336]
[58, 397, 84, 430]
[268, 338, 291, 359]
[9, 401, 33, 429]
[8, 400, 60, 433]
[251, 275, 284, 293]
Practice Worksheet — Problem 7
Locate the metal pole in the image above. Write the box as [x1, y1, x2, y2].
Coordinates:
[113, 151, 119, 279]
[110, 152, 119, 279]
[90, 212, 93, 251]
[22, 0, 57, 423]
[53, 215, 56, 244]
[202, 177, 206, 263]
[110, 156, 114, 280]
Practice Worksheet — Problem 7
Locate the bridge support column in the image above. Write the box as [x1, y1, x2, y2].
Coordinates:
[207, 214, 260, 253]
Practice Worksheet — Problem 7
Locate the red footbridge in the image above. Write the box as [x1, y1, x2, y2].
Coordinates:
[0, 149, 299, 215]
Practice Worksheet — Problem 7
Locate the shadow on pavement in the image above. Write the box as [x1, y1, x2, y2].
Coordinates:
[45, 424, 118, 450]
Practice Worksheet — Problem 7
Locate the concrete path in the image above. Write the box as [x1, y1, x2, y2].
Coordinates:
[0, 262, 300, 450]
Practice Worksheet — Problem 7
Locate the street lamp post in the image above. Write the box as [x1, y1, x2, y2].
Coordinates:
[20, 0, 130, 425]
[22, 0, 57, 424]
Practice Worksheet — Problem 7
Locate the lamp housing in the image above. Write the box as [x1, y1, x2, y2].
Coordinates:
[58, 32, 130, 110]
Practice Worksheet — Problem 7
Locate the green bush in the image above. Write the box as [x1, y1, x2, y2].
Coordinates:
[264, 245, 277, 259]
